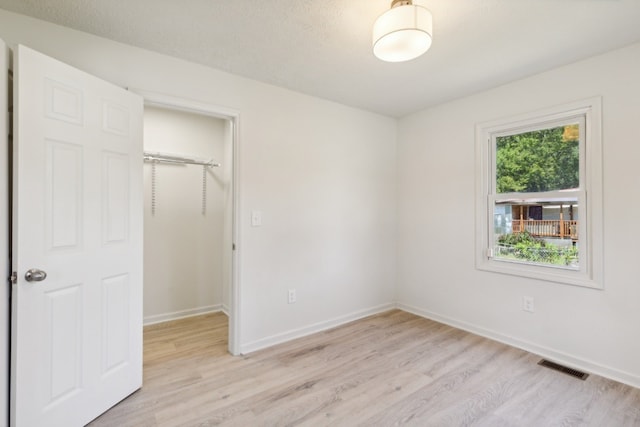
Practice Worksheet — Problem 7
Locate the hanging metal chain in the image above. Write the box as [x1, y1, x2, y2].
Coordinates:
[151, 161, 157, 216]
[202, 165, 207, 215]
[146, 155, 217, 216]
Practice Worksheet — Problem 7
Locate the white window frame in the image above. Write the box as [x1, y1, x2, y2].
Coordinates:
[475, 97, 603, 288]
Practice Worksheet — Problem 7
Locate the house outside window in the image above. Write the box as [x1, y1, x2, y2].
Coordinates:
[475, 98, 603, 288]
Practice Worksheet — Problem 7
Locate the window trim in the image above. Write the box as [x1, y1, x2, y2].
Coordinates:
[475, 97, 603, 289]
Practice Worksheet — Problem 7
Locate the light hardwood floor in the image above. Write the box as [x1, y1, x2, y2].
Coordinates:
[89, 310, 640, 426]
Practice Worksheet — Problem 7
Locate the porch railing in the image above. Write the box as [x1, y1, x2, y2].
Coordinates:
[512, 220, 578, 240]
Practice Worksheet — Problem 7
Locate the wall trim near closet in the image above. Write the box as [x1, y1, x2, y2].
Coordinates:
[240, 303, 396, 355]
[131, 88, 242, 356]
[143, 305, 224, 326]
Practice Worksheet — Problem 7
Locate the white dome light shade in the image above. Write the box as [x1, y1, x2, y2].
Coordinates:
[373, 2, 433, 63]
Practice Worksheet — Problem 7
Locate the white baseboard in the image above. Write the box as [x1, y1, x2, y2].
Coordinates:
[147, 300, 639, 389]
[240, 303, 396, 354]
[143, 304, 223, 326]
[397, 302, 640, 390]
[221, 304, 230, 317]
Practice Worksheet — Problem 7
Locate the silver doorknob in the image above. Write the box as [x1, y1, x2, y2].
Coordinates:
[25, 269, 47, 282]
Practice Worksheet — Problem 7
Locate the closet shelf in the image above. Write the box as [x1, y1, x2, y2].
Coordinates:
[143, 151, 221, 168]
[144, 151, 220, 216]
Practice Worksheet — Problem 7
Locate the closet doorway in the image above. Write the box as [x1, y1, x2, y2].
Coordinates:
[138, 92, 239, 355]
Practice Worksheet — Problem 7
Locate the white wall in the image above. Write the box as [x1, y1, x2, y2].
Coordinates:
[143, 107, 227, 323]
[397, 42, 640, 388]
[0, 9, 397, 355]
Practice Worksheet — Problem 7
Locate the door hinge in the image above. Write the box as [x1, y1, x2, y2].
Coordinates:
[487, 248, 494, 258]
[10, 272, 17, 285]
[232, 243, 236, 251]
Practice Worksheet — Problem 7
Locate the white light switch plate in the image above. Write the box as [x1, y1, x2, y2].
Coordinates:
[251, 210, 262, 227]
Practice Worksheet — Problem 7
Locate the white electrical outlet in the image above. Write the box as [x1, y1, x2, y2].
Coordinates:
[288, 289, 296, 304]
[522, 296, 535, 313]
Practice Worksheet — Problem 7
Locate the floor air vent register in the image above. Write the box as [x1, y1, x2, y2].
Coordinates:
[538, 359, 589, 380]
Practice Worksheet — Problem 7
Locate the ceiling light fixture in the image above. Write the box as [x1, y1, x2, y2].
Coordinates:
[373, 0, 433, 63]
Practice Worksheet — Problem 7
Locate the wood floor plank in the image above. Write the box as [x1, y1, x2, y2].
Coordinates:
[89, 309, 640, 427]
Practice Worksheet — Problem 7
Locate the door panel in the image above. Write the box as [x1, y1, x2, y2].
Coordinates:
[103, 152, 130, 244]
[45, 284, 82, 405]
[102, 273, 130, 374]
[47, 140, 83, 249]
[11, 45, 143, 427]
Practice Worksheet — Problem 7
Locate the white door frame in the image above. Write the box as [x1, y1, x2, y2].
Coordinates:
[133, 89, 242, 355]
[0, 39, 10, 427]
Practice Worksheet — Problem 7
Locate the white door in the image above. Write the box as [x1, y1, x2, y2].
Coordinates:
[10, 45, 143, 426]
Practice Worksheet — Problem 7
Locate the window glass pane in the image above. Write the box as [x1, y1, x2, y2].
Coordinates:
[493, 200, 579, 269]
[496, 124, 580, 193]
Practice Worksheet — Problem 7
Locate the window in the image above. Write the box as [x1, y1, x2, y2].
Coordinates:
[476, 98, 603, 288]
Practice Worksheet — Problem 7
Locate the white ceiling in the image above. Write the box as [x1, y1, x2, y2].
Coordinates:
[1, 0, 640, 117]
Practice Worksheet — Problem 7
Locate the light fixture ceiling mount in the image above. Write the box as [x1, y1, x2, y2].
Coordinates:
[372, 0, 433, 63]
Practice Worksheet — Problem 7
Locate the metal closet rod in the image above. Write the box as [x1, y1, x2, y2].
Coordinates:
[143, 151, 220, 167]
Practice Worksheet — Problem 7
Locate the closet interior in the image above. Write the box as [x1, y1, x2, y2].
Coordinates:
[142, 106, 233, 326]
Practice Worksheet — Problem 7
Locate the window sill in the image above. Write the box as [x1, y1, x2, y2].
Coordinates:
[476, 258, 603, 289]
